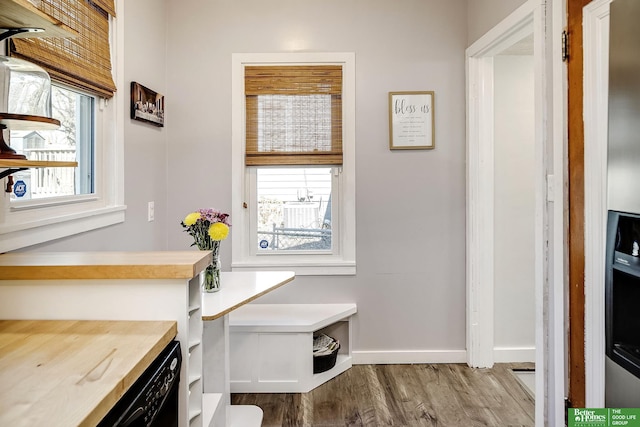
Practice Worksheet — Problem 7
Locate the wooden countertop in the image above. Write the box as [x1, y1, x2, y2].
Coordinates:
[202, 271, 295, 321]
[0, 319, 177, 427]
[0, 251, 211, 280]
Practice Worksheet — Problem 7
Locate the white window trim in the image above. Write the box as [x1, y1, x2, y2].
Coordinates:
[0, 0, 126, 252]
[231, 52, 356, 276]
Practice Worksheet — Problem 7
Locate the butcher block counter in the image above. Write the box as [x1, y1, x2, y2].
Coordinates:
[0, 319, 177, 427]
[0, 251, 212, 280]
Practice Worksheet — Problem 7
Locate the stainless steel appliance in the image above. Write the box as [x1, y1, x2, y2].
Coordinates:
[606, 0, 640, 408]
[608, 0, 640, 214]
[605, 211, 640, 407]
[98, 340, 182, 427]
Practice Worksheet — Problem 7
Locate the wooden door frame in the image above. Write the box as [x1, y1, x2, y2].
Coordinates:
[567, 0, 596, 409]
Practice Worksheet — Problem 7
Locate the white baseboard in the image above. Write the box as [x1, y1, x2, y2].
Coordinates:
[351, 348, 534, 365]
[352, 350, 467, 365]
[493, 346, 536, 363]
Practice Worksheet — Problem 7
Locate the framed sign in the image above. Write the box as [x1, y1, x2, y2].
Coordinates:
[131, 82, 165, 127]
[388, 91, 435, 150]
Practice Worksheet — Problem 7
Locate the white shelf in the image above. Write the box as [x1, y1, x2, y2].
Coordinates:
[201, 271, 295, 320]
[188, 408, 202, 423]
[229, 303, 357, 332]
[202, 393, 223, 427]
[189, 374, 201, 386]
[228, 405, 263, 427]
[313, 354, 352, 381]
[187, 275, 203, 427]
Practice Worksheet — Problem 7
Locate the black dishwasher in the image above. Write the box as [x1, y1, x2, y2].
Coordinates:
[98, 340, 182, 427]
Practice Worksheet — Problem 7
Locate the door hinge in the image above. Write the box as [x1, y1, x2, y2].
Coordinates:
[562, 30, 569, 62]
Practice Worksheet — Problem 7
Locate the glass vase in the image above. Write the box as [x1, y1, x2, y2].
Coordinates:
[203, 253, 221, 293]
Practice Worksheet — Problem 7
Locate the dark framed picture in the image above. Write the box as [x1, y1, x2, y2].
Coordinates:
[131, 81, 164, 127]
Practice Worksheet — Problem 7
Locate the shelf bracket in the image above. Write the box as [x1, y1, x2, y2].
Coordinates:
[0, 27, 44, 42]
[1, 168, 27, 180]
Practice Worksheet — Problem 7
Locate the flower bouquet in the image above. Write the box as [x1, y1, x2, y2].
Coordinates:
[181, 208, 231, 292]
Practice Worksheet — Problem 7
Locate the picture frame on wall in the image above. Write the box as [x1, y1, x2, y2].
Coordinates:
[388, 91, 435, 150]
[131, 81, 165, 127]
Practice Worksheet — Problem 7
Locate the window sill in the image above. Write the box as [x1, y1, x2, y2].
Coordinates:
[231, 260, 356, 276]
[0, 205, 126, 252]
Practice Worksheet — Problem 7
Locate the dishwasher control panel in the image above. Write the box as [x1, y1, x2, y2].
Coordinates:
[98, 341, 182, 427]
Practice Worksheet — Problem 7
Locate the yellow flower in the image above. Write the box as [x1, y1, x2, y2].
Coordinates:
[208, 222, 229, 241]
[184, 212, 200, 226]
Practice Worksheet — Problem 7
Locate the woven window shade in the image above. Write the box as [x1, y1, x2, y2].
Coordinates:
[92, 0, 116, 17]
[10, 0, 117, 99]
[245, 65, 343, 166]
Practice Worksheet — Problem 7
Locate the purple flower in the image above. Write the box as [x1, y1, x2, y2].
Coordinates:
[181, 208, 231, 250]
[197, 208, 232, 226]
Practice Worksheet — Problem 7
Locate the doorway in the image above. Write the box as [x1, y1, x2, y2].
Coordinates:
[465, 1, 564, 426]
[493, 41, 536, 367]
[466, 3, 538, 370]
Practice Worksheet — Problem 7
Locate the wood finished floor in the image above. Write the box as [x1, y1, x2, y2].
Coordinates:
[231, 363, 535, 427]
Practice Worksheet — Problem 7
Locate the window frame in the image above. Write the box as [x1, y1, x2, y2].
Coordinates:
[9, 82, 95, 203]
[0, 2, 125, 252]
[231, 52, 356, 276]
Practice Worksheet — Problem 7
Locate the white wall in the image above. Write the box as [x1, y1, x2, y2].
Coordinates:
[28, 0, 170, 252]
[19, 1, 537, 361]
[467, 0, 528, 44]
[493, 54, 535, 355]
[165, 0, 469, 359]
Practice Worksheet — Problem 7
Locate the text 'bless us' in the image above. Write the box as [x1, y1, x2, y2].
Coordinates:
[394, 99, 430, 114]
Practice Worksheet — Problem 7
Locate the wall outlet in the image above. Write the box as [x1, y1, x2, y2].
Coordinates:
[148, 201, 155, 222]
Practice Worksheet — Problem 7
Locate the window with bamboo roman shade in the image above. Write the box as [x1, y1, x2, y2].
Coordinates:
[9, 0, 117, 99]
[245, 65, 343, 166]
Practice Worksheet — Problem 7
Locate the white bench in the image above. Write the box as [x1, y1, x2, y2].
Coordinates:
[228, 303, 357, 393]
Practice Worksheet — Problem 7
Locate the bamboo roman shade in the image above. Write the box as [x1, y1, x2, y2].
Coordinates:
[245, 65, 343, 166]
[10, 0, 117, 98]
[91, 0, 116, 17]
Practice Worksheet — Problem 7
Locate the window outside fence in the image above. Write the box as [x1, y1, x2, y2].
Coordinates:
[257, 167, 332, 252]
[10, 85, 94, 201]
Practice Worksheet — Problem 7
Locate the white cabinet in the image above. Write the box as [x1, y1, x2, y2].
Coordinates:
[229, 303, 357, 393]
[0, 251, 211, 427]
[0, 253, 295, 427]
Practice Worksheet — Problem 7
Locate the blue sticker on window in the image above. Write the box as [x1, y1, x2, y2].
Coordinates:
[259, 240, 269, 249]
[13, 180, 27, 197]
